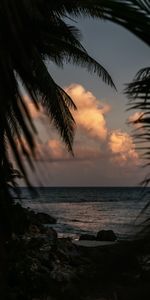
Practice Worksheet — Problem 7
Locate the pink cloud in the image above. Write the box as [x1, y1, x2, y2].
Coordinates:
[14, 84, 144, 185]
[65, 84, 110, 141]
[108, 130, 139, 166]
[18, 85, 141, 178]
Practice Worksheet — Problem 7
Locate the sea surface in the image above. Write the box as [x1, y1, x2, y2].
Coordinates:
[18, 187, 150, 240]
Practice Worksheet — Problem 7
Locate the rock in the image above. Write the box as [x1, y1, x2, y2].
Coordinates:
[28, 224, 41, 235]
[55, 238, 81, 266]
[46, 227, 58, 240]
[35, 212, 56, 224]
[10, 203, 31, 234]
[25, 236, 46, 250]
[79, 234, 96, 241]
[8, 204, 57, 237]
[96, 230, 117, 241]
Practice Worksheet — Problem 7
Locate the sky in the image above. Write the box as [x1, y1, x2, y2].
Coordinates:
[19, 18, 150, 187]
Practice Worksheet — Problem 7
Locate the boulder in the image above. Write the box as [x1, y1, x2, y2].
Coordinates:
[35, 212, 57, 224]
[45, 227, 58, 240]
[96, 230, 117, 241]
[55, 238, 81, 266]
[28, 224, 41, 235]
[79, 234, 96, 241]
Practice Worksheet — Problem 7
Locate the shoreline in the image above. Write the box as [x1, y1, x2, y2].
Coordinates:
[4, 203, 150, 300]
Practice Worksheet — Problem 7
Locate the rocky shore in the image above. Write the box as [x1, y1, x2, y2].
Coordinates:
[3, 204, 150, 300]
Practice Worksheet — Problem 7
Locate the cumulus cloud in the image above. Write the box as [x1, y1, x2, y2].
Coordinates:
[29, 83, 111, 162]
[17, 84, 142, 185]
[65, 84, 110, 140]
[108, 130, 139, 166]
[23, 84, 110, 142]
[20, 84, 140, 173]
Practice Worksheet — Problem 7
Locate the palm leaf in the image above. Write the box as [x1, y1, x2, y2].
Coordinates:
[126, 68, 150, 177]
[51, 0, 150, 46]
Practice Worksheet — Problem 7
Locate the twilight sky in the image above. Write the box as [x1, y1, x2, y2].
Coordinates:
[19, 18, 150, 187]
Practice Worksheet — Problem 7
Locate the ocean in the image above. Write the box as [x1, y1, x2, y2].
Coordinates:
[19, 187, 150, 240]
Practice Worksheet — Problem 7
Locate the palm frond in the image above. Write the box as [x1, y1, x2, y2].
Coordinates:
[50, 0, 150, 46]
[126, 68, 150, 171]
